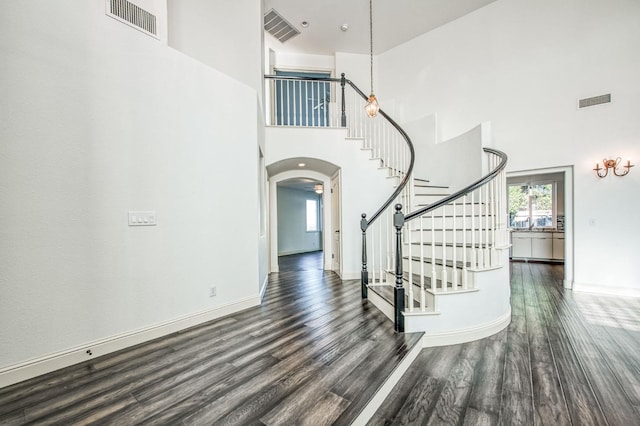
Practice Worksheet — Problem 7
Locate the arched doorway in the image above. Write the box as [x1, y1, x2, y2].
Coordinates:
[267, 158, 341, 276]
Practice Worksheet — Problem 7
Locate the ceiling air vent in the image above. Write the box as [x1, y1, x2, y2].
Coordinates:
[578, 93, 611, 109]
[106, 0, 158, 39]
[264, 9, 300, 43]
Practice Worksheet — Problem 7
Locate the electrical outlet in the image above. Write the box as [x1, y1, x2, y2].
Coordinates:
[209, 287, 217, 297]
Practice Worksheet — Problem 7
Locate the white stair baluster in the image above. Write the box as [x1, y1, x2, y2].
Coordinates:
[420, 215, 425, 311]
[478, 187, 486, 268]
[431, 212, 436, 293]
[462, 194, 468, 289]
[371, 222, 376, 284]
[441, 207, 447, 292]
[471, 191, 477, 269]
[452, 200, 458, 290]
[484, 184, 490, 268]
[407, 219, 413, 312]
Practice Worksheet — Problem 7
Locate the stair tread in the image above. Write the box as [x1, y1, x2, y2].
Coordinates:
[413, 177, 431, 183]
[417, 213, 497, 218]
[402, 255, 471, 269]
[407, 242, 491, 249]
[414, 202, 487, 206]
[413, 184, 447, 189]
[402, 272, 476, 292]
[411, 227, 485, 231]
[368, 283, 421, 308]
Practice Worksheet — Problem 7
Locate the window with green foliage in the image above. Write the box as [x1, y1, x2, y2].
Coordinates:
[508, 182, 555, 229]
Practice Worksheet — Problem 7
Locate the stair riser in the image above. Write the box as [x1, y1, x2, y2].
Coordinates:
[378, 269, 472, 295]
[412, 216, 495, 229]
[409, 203, 490, 216]
[401, 261, 475, 291]
[405, 245, 481, 263]
[410, 229, 491, 243]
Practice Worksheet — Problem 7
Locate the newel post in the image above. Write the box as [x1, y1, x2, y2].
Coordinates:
[361, 213, 368, 299]
[394, 204, 405, 333]
[340, 73, 347, 127]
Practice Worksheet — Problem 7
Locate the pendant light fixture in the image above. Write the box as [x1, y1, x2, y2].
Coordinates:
[365, 0, 379, 118]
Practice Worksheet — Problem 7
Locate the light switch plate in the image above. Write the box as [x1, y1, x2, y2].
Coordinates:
[128, 211, 157, 226]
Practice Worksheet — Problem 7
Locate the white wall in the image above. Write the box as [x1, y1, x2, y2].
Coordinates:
[277, 187, 323, 255]
[402, 116, 484, 189]
[378, 0, 640, 295]
[0, 0, 261, 377]
[167, 0, 263, 96]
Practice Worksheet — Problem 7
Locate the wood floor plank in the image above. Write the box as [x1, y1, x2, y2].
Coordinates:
[368, 345, 461, 425]
[259, 330, 383, 425]
[426, 339, 486, 425]
[521, 265, 571, 426]
[466, 328, 507, 419]
[499, 390, 533, 426]
[531, 265, 608, 426]
[330, 333, 424, 424]
[297, 392, 350, 426]
[501, 314, 532, 396]
[206, 361, 323, 426]
[543, 282, 640, 424]
[111, 356, 280, 424]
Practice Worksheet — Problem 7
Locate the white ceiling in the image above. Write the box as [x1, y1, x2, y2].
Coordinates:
[264, 0, 498, 55]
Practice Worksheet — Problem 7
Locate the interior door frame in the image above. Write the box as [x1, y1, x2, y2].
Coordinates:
[268, 170, 333, 273]
[507, 165, 574, 288]
[330, 171, 342, 275]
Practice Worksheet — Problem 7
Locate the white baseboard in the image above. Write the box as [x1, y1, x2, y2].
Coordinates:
[340, 271, 360, 280]
[0, 296, 260, 388]
[351, 333, 423, 426]
[572, 282, 640, 298]
[260, 275, 269, 301]
[421, 308, 511, 348]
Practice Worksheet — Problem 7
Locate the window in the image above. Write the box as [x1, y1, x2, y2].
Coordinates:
[509, 182, 555, 229]
[306, 199, 318, 232]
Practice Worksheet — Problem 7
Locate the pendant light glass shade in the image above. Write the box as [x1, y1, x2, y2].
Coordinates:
[365, 93, 379, 117]
[365, 0, 379, 118]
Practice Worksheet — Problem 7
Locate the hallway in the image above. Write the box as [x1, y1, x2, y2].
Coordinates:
[278, 251, 323, 272]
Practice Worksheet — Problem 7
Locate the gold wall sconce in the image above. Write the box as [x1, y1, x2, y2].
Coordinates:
[593, 157, 634, 178]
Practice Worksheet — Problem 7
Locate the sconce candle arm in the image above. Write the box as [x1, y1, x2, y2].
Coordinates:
[594, 157, 633, 178]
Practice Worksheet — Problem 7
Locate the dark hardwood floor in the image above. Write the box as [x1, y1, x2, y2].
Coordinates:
[371, 262, 640, 425]
[278, 251, 323, 271]
[2, 259, 639, 425]
[0, 252, 421, 425]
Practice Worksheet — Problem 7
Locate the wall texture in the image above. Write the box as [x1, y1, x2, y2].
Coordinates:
[167, 0, 263, 97]
[0, 0, 262, 374]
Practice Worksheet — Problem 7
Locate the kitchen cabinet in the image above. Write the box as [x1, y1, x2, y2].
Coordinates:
[552, 233, 564, 260]
[512, 233, 531, 257]
[511, 231, 564, 261]
[531, 232, 553, 258]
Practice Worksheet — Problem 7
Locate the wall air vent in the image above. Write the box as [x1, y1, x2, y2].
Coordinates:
[578, 93, 611, 109]
[264, 9, 300, 43]
[106, 0, 158, 39]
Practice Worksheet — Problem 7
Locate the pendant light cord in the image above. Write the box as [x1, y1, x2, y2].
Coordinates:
[369, 0, 374, 94]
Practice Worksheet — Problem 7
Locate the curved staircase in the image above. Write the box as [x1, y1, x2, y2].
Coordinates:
[264, 72, 510, 347]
